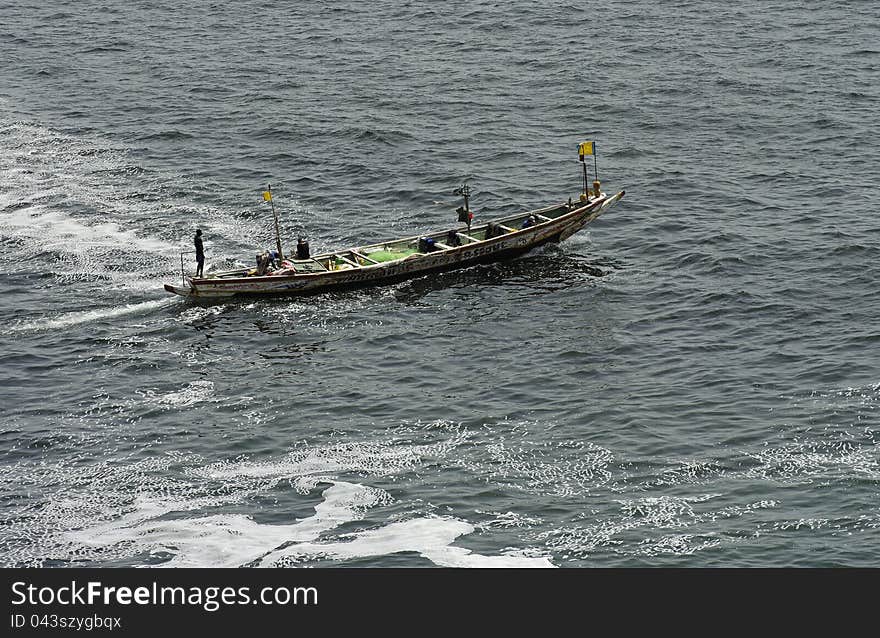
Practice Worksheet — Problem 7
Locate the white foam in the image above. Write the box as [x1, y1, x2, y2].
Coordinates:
[540, 495, 779, 561]
[199, 433, 471, 484]
[141, 380, 218, 408]
[4, 415, 552, 567]
[615, 494, 716, 528]
[62, 479, 553, 568]
[1, 204, 176, 255]
[8, 297, 174, 334]
[262, 517, 555, 568]
[65, 481, 387, 568]
[632, 534, 722, 557]
[0, 115, 303, 293]
[479, 437, 615, 497]
[0, 119, 187, 292]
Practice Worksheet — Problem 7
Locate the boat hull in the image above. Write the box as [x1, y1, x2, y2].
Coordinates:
[165, 191, 624, 299]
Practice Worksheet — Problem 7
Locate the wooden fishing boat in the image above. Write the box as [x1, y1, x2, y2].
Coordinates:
[164, 189, 624, 299]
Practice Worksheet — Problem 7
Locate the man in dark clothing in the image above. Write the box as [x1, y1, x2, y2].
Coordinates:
[194, 229, 205, 277]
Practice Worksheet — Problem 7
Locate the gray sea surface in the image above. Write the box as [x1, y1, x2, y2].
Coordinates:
[1, 0, 878, 567]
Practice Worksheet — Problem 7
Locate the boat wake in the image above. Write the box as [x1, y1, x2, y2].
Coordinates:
[6, 297, 175, 334]
[0, 119, 184, 300]
[0, 115, 255, 298]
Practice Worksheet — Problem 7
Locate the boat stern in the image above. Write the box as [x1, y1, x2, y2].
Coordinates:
[164, 282, 192, 297]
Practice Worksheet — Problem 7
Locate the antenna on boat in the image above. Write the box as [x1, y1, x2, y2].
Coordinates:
[454, 182, 473, 231]
[263, 184, 284, 260]
[578, 141, 600, 201]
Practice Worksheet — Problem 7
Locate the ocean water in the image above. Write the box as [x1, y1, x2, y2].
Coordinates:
[1, 0, 878, 567]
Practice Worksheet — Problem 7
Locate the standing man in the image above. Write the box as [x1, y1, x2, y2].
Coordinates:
[194, 229, 205, 277]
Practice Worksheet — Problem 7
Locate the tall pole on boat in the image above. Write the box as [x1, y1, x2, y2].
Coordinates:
[578, 140, 598, 200]
[454, 182, 473, 231]
[582, 160, 589, 200]
[578, 141, 589, 201]
[593, 143, 599, 184]
[264, 184, 284, 260]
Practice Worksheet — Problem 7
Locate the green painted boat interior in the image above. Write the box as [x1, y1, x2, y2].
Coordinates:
[364, 248, 420, 262]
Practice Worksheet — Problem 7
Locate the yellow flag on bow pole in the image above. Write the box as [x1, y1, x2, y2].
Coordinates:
[578, 141, 594, 160]
[263, 191, 273, 201]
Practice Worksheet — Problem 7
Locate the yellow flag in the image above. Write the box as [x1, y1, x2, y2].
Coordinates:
[578, 141, 594, 158]
[263, 191, 272, 201]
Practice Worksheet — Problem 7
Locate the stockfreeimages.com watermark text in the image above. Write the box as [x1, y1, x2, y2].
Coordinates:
[10, 580, 318, 613]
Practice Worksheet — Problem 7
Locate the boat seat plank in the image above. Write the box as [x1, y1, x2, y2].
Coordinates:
[456, 232, 479, 243]
[350, 249, 379, 264]
[433, 242, 452, 250]
[535, 214, 552, 222]
[335, 255, 361, 268]
[498, 224, 515, 233]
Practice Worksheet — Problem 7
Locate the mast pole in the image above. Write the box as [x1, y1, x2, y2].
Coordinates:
[267, 183, 283, 260]
[582, 161, 589, 199]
